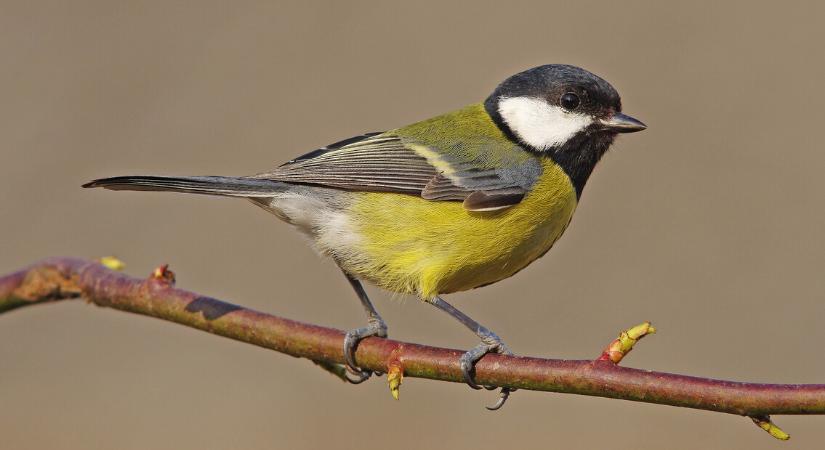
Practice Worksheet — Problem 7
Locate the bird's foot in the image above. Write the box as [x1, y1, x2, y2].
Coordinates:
[342, 316, 388, 383]
[460, 327, 517, 410]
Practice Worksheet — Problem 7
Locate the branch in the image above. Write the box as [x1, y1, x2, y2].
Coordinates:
[3, 257, 823, 440]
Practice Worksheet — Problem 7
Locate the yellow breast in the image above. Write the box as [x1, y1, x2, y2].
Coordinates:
[339, 159, 578, 299]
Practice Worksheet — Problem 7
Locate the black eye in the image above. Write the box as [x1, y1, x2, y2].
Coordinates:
[560, 92, 580, 111]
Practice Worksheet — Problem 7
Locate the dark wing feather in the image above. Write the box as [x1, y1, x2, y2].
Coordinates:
[281, 132, 384, 165]
[257, 133, 539, 210]
[421, 173, 467, 201]
[262, 135, 434, 194]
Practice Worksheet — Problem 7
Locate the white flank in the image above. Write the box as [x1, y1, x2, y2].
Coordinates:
[315, 209, 361, 251]
[261, 194, 361, 256]
[497, 96, 592, 150]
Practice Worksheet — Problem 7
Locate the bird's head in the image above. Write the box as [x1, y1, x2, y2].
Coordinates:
[485, 64, 646, 193]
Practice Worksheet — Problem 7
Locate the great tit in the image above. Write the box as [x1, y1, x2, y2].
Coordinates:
[84, 64, 646, 409]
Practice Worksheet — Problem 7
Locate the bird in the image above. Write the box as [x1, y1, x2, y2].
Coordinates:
[83, 64, 646, 410]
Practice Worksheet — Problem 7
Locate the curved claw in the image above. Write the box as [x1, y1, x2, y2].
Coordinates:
[486, 387, 513, 411]
[458, 331, 509, 389]
[459, 352, 483, 390]
[342, 331, 365, 375]
[342, 318, 388, 379]
[343, 368, 373, 384]
[457, 331, 517, 409]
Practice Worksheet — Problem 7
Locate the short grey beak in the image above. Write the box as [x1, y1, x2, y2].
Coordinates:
[600, 112, 647, 133]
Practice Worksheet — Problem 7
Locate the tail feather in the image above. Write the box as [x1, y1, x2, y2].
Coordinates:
[82, 175, 284, 197]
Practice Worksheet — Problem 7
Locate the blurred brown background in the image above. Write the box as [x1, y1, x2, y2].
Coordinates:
[2, 1, 825, 449]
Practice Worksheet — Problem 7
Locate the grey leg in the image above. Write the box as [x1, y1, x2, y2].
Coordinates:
[428, 296, 515, 410]
[341, 271, 388, 383]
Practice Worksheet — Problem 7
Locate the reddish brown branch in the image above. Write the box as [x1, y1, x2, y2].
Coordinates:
[2, 258, 825, 427]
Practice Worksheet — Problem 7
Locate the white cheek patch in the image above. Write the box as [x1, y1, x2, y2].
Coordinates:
[497, 96, 593, 151]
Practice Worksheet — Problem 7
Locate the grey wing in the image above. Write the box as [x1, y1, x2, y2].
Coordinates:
[261, 133, 434, 195]
[255, 133, 541, 211]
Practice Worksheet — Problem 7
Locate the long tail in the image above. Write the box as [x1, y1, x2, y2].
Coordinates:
[82, 175, 285, 197]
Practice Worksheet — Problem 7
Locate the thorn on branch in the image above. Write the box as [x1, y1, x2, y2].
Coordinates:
[387, 348, 404, 400]
[98, 256, 125, 271]
[750, 415, 790, 441]
[150, 264, 176, 285]
[598, 321, 656, 364]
